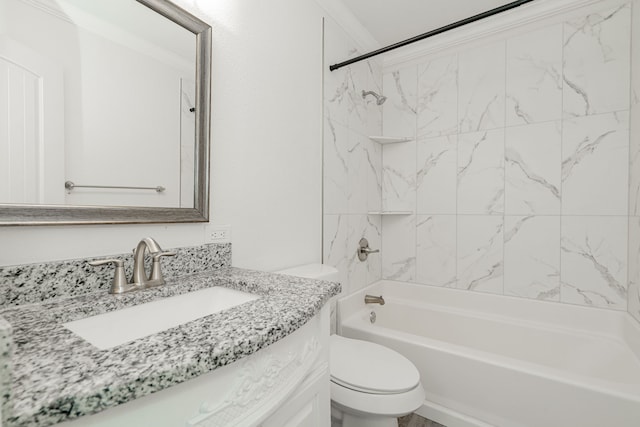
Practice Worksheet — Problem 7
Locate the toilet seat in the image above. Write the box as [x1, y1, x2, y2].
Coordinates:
[329, 335, 425, 417]
[330, 335, 420, 394]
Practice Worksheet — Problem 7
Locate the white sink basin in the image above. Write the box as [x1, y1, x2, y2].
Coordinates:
[63, 287, 260, 350]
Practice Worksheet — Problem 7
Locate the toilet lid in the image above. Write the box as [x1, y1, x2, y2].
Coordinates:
[330, 335, 420, 394]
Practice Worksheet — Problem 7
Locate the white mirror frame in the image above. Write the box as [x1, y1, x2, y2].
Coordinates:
[0, 0, 211, 226]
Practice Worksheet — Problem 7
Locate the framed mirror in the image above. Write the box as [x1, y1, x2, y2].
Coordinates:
[0, 0, 211, 225]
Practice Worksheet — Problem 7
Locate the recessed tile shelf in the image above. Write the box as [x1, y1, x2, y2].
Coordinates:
[367, 211, 413, 215]
[368, 136, 412, 144]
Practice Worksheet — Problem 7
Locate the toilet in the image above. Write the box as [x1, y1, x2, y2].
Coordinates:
[275, 264, 425, 427]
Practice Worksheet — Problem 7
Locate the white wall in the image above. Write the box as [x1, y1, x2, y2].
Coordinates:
[0, 0, 328, 271]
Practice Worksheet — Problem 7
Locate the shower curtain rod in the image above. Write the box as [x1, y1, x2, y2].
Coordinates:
[329, 0, 535, 71]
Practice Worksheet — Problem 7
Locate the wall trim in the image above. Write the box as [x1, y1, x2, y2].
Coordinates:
[382, 0, 630, 70]
[17, 0, 72, 23]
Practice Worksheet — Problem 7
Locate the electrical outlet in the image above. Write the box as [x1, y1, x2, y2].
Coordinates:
[205, 224, 232, 243]
[211, 230, 226, 240]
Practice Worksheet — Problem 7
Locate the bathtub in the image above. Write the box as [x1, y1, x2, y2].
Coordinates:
[337, 280, 640, 427]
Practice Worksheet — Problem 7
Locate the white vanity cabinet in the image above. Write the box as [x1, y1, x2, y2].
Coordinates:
[260, 362, 330, 427]
[58, 306, 330, 427]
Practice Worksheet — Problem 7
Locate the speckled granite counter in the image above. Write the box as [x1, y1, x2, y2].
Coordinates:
[0, 263, 340, 427]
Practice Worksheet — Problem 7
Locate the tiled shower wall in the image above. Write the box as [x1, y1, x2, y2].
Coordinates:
[323, 18, 384, 295]
[381, 2, 639, 314]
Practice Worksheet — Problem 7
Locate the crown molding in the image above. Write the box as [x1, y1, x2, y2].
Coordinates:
[17, 0, 72, 23]
[15, 0, 192, 72]
[382, 0, 630, 71]
[313, 0, 380, 53]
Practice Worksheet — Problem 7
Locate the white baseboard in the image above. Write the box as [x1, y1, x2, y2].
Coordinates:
[416, 399, 495, 427]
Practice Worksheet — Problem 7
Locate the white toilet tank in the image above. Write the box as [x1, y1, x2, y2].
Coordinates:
[275, 263, 340, 282]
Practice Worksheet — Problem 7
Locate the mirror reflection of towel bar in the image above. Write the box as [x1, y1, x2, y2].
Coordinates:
[65, 181, 165, 193]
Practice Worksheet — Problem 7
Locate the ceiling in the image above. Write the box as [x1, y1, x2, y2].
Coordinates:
[340, 0, 518, 47]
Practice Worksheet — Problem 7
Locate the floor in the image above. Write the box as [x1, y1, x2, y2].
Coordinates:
[398, 413, 446, 427]
[332, 412, 446, 427]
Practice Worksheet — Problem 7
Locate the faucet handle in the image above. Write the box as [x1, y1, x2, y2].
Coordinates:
[357, 238, 380, 262]
[152, 250, 177, 260]
[88, 258, 123, 266]
[88, 258, 132, 294]
[150, 251, 177, 283]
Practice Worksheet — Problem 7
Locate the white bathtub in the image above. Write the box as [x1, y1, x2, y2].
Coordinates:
[337, 281, 640, 427]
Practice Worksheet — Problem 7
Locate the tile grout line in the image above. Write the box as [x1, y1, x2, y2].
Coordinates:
[414, 63, 419, 283]
[503, 37, 508, 297]
[626, 1, 634, 315]
[559, 17, 565, 305]
[455, 51, 460, 291]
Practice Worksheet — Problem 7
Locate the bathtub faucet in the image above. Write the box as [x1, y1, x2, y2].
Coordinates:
[364, 294, 385, 305]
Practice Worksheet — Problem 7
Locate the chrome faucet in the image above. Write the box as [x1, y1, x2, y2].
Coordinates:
[364, 294, 385, 305]
[132, 237, 176, 288]
[89, 237, 176, 294]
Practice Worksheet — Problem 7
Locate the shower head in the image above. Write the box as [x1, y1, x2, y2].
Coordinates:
[362, 90, 387, 105]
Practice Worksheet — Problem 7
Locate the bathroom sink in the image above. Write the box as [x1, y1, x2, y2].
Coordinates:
[63, 287, 260, 350]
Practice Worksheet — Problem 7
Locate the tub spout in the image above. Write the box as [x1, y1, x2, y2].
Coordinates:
[365, 294, 385, 305]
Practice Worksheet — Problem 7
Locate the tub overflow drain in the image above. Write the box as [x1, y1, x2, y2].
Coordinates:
[369, 311, 376, 323]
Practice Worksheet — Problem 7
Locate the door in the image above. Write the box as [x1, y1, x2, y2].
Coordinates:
[0, 36, 64, 204]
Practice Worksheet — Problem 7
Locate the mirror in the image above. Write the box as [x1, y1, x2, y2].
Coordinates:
[0, 0, 211, 225]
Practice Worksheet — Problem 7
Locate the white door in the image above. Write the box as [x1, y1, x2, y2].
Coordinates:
[0, 36, 64, 204]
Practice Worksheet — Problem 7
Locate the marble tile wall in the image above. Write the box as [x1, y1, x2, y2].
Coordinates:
[323, 17, 383, 296]
[379, 2, 636, 313]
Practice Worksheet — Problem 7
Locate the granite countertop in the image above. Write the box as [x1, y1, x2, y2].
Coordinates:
[0, 267, 340, 427]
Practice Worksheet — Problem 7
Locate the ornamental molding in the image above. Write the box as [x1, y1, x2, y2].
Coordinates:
[186, 337, 320, 427]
